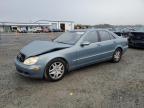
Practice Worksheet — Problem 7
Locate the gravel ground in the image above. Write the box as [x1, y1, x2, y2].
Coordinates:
[0, 33, 144, 108]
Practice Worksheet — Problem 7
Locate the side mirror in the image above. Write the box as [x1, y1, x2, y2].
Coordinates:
[80, 41, 90, 47]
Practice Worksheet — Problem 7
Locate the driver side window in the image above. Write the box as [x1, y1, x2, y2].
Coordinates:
[83, 31, 99, 43]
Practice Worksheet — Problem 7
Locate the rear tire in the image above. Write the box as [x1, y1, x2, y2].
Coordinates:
[44, 58, 67, 81]
[112, 48, 122, 63]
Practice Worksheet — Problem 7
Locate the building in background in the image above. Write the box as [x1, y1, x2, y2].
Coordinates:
[0, 20, 74, 33]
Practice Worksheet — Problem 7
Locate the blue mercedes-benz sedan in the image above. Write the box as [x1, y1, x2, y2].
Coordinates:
[15, 29, 128, 81]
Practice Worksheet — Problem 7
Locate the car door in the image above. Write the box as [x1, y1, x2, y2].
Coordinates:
[76, 30, 102, 66]
[97, 30, 116, 59]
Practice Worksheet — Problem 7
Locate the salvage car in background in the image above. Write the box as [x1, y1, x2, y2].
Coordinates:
[114, 32, 130, 38]
[128, 32, 144, 48]
[17, 27, 27, 33]
[32, 27, 43, 33]
[15, 29, 128, 81]
[42, 27, 50, 33]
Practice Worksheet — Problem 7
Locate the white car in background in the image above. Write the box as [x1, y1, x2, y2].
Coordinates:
[28, 28, 35, 32]
[28, 27, 42, 33]
[17, 27, 27, 33]
[32, 27, 42, 33]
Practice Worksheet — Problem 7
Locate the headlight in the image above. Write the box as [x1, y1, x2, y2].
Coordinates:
[24, 57, 38, 65]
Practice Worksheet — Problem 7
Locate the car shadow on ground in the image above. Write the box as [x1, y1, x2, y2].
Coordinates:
[14, 72, 48, 83]
[65, 61, 112, 77]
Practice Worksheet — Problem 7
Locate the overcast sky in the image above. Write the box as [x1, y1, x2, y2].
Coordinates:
[0, 0, 144, 25]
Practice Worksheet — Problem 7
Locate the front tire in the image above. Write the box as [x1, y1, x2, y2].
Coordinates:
[44, 58, 67, 81]
[112, 48, 122, 63]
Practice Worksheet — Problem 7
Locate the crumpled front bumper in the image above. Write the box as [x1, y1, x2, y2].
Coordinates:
[15, 59, 44, 79]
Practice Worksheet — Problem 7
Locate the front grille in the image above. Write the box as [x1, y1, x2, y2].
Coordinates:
[17, 53, 25, 62]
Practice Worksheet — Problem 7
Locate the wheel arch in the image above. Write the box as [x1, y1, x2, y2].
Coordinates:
[56, 57, 69, 70]
[43, 57, 69, 79]
[115, 46, 123, 54]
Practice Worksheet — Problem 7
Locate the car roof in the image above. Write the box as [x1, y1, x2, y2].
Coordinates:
[70, 29, 88, 32]
[70, 29, 110, 32]
[69, 29, 119, 38]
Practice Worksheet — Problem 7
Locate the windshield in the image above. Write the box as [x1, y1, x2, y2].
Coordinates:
[54, 31, 85, 45]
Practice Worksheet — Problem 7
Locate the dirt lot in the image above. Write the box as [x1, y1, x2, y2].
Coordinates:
[0, 33, 144, 108]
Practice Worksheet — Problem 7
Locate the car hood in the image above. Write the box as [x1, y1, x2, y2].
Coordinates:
[20, 41, 72, 57]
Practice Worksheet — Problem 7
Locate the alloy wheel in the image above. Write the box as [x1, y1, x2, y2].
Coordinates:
[49, 62, 65, 80]
[114, 50, 121, 62]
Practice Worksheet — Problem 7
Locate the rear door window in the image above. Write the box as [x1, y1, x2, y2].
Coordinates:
[83, 31, 99, 43]
[98, 30, 111, 41]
